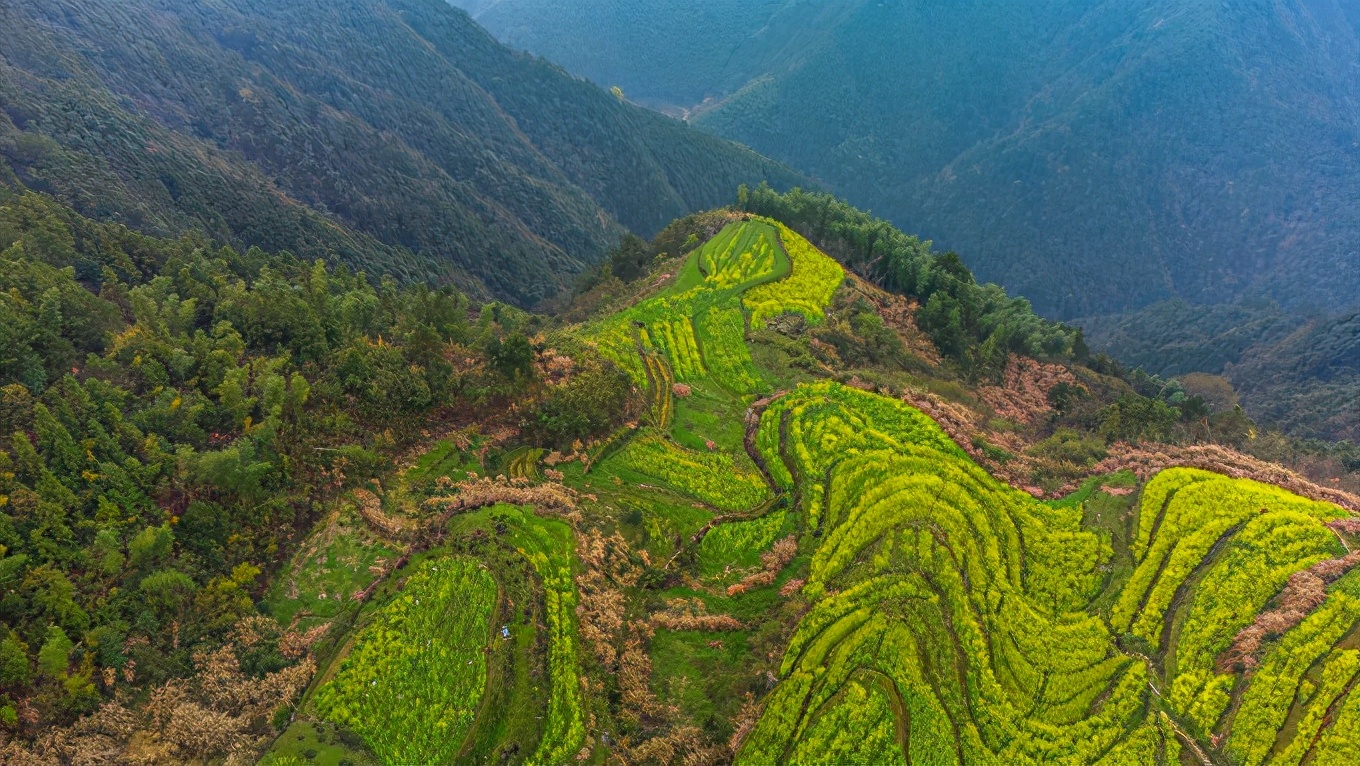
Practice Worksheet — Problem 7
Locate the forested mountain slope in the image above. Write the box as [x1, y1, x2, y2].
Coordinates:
[0, 183, 546, 751]
[456, 0, 1360, 318]
[1082, 301, 1360, 441]
[0, 0, 802, 306]
[4, 181, 1360, 763]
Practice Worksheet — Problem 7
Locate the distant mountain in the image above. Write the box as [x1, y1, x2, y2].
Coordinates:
[1081, 300, 1360, 440]
[0, 0, 802, 305]
[456, 0, 1360, 318]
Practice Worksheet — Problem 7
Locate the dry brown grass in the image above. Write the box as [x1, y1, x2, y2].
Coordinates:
[1218, 551, 1360, 671]
[0, 618, 314, 765]
[726, 536, 798, 596]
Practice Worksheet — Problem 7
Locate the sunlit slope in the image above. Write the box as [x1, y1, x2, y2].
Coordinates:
[289, 217, 1360, 766]
[312, 557, 496, 764]
[737, 382, 1356, 765]
[580, 217, 840, 518]
[588, 217, 841, 396]
[588, 219, 1360, 766]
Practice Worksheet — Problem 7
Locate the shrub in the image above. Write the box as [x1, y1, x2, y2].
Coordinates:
[1028, 428, 1106, 466]
[526, 359, 631, 448]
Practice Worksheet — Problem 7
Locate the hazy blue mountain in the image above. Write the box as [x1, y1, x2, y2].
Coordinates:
[0, 0, 802, 305]
[456, 0, 1360, 318]
[1080, 300, 1360, 440]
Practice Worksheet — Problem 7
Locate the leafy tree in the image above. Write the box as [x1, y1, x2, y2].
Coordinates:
[0, 632, 31, 687]
[90, 529, 124, 577]
[526, 361, 631, 447]
[128, 525, 174, 571]
[195, 439, 276, 502]
[1099, 395, 1181, 443]
[606, 234, 652, 282]
[139, 570, 199, 623]
[487, 333, 535, 382]
[1047, 381, 1086, 413]
[918, 293, 967, 360]
[194, 564, 260, 634]
[0, 302, 46, 391]
[36, 626, 72, 679]
[0, 384, 34, 434]
[23, 566, 89, 634]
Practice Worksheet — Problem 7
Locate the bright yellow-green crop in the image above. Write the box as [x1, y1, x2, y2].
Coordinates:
[313, 557, 496, 764]
[573, 220, 1358, 765]
[737, 382, 1354, 766]
[583, 218, 837, 399]
[497, 505, 585, 765]
[697, 220, 781, 290]
[613, 432, 769, 512]
[744, 218, 843, 327]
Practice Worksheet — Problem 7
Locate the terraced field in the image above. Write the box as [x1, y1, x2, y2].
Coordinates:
[272, 218, 1359, 765]
[588, 217, 837, 397]
[743, 219, 844, 328]
[737, 382, 1358, 765]
[582, 218, 839, 519]
[313, 557, 496, 764]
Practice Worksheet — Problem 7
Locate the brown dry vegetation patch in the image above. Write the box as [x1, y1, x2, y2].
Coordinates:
[650, 598, 744, 632]
[726, 536, 798, 596]
[352, 487, 412, 539]
[895, 374, 1360, 511]
[1078, 444, 1360, 512]
[977, 356, 1083, 426]
[844, 275, 941, 364]
[423, 476, 580, 519]
[575, 529, 640, 671]
[1219, 549, 1360, 671]
[0, 618, 314, 765]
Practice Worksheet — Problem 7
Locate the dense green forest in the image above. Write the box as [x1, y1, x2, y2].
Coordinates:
[0, 0, 802, 307]
[0, 184, 621, 735]
[1082, 301, 1360, 441]
[456, 0, 1360, 318]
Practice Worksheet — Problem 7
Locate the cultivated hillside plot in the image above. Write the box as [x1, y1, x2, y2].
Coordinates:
[275, 219, 1360, 765]
[741, 385, 1356, 764]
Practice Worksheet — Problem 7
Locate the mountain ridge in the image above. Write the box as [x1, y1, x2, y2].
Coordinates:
[0, 0, 804, 306]
[456, 0, 1360, 318]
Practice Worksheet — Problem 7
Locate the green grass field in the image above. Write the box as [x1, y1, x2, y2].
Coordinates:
[264, 503, 400, 632]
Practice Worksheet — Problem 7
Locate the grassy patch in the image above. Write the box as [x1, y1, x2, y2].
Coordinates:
[700, 510, 791, 577]
[607, 432, 769, 512]
[404, 436, 482, 489]
[264, 505, 399, 631]
[1079, 486, 1140, 617]
[263, 719, 376, 766]
[651, 629, 751, 738]
[670, 381, 752, 455]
